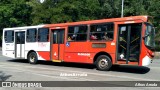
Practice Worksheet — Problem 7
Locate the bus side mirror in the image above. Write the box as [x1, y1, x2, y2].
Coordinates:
[142, 34, 149, 40]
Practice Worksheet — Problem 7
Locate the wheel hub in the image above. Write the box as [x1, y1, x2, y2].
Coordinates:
[99, 58, 108, 68]
[30, 56, 35, 62]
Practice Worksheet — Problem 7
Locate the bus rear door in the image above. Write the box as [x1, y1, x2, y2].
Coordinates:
[50, 29, 65, 62]
[15, 31, 25, 58]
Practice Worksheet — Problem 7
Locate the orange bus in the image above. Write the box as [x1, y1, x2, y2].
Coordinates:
[2, 16, 155, 71]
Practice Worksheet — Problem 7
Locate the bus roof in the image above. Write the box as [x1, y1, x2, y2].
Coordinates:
[3, 15, 149, 30]
[3, 24, 47, 31]
[45, 15, 148, 27]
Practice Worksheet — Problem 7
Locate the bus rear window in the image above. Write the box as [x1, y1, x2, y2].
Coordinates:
[4, 30, 14, 43]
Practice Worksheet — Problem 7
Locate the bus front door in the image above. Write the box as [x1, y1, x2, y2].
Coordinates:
[51, 29, 65, 62]
[15, 31, 25, 58]
[117, 23, 142, 64]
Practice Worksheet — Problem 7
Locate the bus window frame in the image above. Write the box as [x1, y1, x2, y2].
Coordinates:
[26, 28, 37, 42]
[67, 24, 88, 42]
[4, 30, 14, 43]
[38, 28, 49, 42]
[89, 22, 114, 42]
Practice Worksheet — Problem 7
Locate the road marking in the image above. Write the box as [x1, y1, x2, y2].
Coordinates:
[0, 62, 158, 81]
[0, 65, 95, 81]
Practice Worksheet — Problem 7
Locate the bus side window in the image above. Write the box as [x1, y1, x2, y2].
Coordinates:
[90, 23, 114, 41]
[68, 25, 88, 41]
[38, 28, 49, 42]
[26, 28, 37, 42]
[4, 30, 14, 43]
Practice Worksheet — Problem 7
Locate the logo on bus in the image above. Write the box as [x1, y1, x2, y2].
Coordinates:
[38, 43, 47, 47]
[78, 53, 90, 56]
[66, 42, 70, 47]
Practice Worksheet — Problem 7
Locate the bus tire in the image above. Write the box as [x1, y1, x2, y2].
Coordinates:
[95, 55, 112, 71]
[28, 52, 38, 64]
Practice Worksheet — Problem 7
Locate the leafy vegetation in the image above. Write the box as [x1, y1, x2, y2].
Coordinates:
[0, 0, 160, 50]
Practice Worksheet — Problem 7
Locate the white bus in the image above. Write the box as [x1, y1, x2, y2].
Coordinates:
[2, 25, 51, 64]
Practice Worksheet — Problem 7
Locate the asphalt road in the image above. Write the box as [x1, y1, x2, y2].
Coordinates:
[0, 51, 160, 90]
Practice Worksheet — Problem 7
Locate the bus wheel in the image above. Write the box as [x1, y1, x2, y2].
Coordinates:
[95, 55, 112, 71]
[28, 52, 38, 64]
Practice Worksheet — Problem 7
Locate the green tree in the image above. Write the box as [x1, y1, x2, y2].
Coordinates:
[0, 0, 32, 28]
[30, 0, 102, 24]
[0, 0, 32, 45]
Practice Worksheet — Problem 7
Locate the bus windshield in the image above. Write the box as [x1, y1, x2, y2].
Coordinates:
[144, 23, 155, 50]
